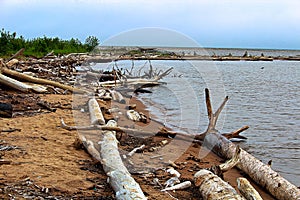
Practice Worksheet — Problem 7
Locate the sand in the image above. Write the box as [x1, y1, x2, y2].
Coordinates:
[0, 91, 277, 200]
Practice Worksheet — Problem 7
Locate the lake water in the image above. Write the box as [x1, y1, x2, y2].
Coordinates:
[92, 55, 300, 186]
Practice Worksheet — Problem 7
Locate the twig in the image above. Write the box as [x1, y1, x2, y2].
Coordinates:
[128, 144, 146, 157]
[1, 128, 21, 133]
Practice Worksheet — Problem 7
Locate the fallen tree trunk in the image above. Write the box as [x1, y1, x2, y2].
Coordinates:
[0, 73, 47, 93]
[194, 169, 245, 200]
[88, 98, 106, 125]
[199, 88, 300, 200]
[110, 90, 126, 104]
[99, 120, 147, 199]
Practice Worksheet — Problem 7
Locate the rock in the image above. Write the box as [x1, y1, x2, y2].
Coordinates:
[0, 102, 13, 118]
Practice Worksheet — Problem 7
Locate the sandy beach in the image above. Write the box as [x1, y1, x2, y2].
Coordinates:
[0, 90, 276, 199]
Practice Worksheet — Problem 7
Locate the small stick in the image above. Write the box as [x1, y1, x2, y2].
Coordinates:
[127, 144, 146, 157]
[161, 181, 192, 192]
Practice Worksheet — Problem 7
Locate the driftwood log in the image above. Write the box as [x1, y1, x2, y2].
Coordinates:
[194, 169, 245, 200]
[0, 73, 47, 93]
[98, 120, 147, 199]
[198, 88, 300, 200]
[88, 98, 106, 125]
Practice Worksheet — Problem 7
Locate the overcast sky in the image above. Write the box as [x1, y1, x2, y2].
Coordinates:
[0, 0, 299, 49]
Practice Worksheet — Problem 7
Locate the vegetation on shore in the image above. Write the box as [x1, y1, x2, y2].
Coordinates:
[0, 28, 99, 58]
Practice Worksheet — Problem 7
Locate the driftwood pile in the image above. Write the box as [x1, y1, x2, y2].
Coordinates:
[0, 54, 86, 117]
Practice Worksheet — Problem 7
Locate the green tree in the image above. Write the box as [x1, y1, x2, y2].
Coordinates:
[0, 29, 100, 57]
[85, 36, 99, 51]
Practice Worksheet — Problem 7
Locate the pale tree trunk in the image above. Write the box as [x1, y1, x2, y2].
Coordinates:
[0, 73, 47, 93]
[194, 169, 245, 200]
[204, 132, 300, 200]
[88, 98, 106, 125]
[99, 120, 147, 200]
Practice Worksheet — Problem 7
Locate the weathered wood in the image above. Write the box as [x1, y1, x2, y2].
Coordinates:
[222, 125, 249, 140]
[205, 132, 300, 200]
[7, 48, 25, 61]
[88, 98, 106, 125]
[161, 181, 191, 192]
[0, 64, 85, 93]
[237, 177, 263, 200]
[60, 118, 156, 137]
[0, 73, 47, 93]
[99, 120, 146, 199]
[6, 59, 19, 67]
[99, 78, 162, 88]
[126, 110, 141, 122]
[153, 67, 173, 81]
[219, 145, 240, 172]
[194, 169, 245, 200]
[200, 89, 300, 200]
[110, 90, 126, 104]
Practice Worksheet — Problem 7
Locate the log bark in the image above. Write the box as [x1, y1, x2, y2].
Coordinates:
[237, 177, 263, 200]
[99, 120, 147, 199]
[194, 169, 245, 200]
[199, 88, 300, 200]
[88, 98, 106, 125]
[110, 90, 126, 104]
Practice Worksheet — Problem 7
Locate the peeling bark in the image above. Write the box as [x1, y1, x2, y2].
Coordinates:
[99, 120, 147, 200]
[194, 169, 245, 200]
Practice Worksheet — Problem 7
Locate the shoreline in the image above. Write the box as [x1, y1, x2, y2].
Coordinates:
[0, 55, 286, 199]
[0, 91, 276, 199]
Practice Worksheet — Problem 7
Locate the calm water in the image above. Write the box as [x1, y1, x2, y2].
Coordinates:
[93, 57, 300, 186]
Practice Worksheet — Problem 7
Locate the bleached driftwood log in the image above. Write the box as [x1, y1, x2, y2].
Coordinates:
[194, 169, 245, 200]
[237, 177, 263, 200]
[88, 98, 106, 125]
[98, 120, 146, 200]
[99, 78, 162, 87]
[198, 88, 300, 200]
[0, 73, 47, 93]
[110, 90, 126, 104]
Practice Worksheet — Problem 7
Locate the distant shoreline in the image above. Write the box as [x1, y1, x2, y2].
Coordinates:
[91, 46, 300, 62]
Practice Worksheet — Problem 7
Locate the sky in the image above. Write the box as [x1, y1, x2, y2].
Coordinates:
[0, 0, 300, 49]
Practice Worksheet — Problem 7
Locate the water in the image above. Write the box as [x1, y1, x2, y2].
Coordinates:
[93, 55, 300, 186]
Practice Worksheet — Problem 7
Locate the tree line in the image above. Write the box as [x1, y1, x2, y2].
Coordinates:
[0, 28, 99, 57]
